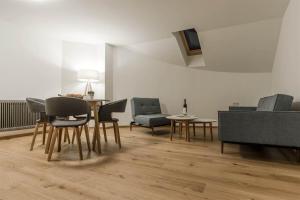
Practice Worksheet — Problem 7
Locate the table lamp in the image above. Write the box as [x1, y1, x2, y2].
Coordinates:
[77, 69, 100, 96]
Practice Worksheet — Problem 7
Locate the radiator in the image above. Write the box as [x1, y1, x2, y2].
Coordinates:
[0, 100, 38, 132]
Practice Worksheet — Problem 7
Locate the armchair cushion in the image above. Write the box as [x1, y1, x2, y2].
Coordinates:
[134, 114, 170, 127]
[257, 94, 293, 111]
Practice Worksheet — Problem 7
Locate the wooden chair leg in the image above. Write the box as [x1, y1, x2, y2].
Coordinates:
[65, 128, 70, 144]
[45, 126, 54, 154]
[84, 125, 91, 152]
[30, 123, 40, 151]
[151, 127, 155, 136]
[63, 128, 67, 142]
[75, 127, 83, 160]
[71, 128, 76, 144]
[102, 122, 108, 142]
[48, 128, 58, 161]
[115, 122, 121, 149]
[113, 123, 118, 144]
[42, 123, 47, 145]
[57, 128, 63, 152]
[79, 125, 83, 137]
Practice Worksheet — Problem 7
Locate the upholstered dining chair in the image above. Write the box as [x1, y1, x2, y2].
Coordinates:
[45, 97, 91, 161]
[98, 99, 127, 149]
[26, 98, 48, 151]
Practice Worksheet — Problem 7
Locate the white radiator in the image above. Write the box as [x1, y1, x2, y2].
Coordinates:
[0, 100, 38, 132]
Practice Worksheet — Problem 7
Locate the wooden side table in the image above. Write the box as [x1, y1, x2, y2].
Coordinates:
[190, 119, 216, 141]
[167, 115, 198, 142]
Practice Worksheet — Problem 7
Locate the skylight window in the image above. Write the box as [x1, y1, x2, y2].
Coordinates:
[180, 28, 202, 56]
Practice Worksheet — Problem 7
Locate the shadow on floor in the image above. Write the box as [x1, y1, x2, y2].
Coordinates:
[238, 144, 299, 165]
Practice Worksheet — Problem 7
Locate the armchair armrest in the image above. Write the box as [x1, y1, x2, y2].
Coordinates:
[218, 111, 300, 148]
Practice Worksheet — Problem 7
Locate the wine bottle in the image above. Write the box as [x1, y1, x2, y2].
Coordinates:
[183, 99, 187, 115]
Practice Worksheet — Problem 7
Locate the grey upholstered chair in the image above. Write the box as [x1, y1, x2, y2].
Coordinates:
[45, 97, 91, 161]
[26, 98, 48, 151]
[130, 97, 170, 134]
[98, 99, 127, 149]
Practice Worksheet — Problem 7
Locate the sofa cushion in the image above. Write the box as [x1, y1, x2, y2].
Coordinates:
[257, 94, 293, 111]
[134, 114, 170, 127]
[131, 98, 162, 117]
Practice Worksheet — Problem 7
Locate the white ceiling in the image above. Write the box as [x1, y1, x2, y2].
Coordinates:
[0, 0, 290, 72]
[0, 0, 289, 45]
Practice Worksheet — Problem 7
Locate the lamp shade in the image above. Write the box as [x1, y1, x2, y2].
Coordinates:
[77, 69, 100, 82]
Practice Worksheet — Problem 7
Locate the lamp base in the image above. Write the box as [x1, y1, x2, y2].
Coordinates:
[84, 81, 93, 96]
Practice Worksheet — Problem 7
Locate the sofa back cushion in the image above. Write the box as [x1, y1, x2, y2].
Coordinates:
[131, 97, 162, 117]
[257, 94, 294, 111]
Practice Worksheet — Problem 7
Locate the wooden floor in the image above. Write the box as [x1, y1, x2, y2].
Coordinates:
[0, 126, 300, 200]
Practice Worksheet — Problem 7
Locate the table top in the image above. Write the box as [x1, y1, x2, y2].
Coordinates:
[167, 115, 198, 121]
[192, 118, 216, 123]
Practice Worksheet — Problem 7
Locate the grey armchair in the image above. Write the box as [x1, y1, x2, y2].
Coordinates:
[98, 99, 127, 149]
[218, 94, 300, 154]
[26, 98, 48, 151]
[45, 97, 91, 161]
[130, 97, 170, 134]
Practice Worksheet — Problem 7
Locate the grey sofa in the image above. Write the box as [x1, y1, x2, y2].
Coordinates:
[130, 97, 170, 134]
[218, 94, 300, 154]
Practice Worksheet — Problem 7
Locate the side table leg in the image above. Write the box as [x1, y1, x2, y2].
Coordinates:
[170, 120, 174, 141]
[193, 123, 196, 136]
[186, 121, 190, 142]
[203, 122, 206, 140]
[210, 122, 213, 141]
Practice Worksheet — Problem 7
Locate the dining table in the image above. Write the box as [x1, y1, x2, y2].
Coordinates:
[85, 99, 110, 154]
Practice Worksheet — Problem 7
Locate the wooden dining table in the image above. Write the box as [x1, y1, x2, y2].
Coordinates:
[85, 99, 110, 154]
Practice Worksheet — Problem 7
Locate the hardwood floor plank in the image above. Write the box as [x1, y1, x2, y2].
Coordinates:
[0, 127, 299, 199]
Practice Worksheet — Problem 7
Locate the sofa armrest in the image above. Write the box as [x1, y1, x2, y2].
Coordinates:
[229, 106, 257, 111]
[218, 111, 300, 147]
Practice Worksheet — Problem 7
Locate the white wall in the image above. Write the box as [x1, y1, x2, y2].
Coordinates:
[61, 41, 105, 99]
[0, 21, 62, 100]
[113, 47, 272, 125]
[271, 0, 300, 100]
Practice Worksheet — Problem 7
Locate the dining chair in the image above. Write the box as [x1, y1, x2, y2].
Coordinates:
[98, 99, 127, 149]
[45, 97, 91, 161]
[26, 98, 48, 151]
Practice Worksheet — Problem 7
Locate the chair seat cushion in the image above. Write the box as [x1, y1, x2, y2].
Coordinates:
[134, 114, 170, 127]
[51, 119, 88, 127]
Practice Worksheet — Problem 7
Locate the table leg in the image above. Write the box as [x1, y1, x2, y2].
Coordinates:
[92, 104, 102, 154]
[210, 122, 213, 141]
[170, 120, 174, 141]
[203, 122, 206, 140]
[179, 123, 183, 137]
[185, 121, 190, 142]
[193, 123, 196, 136]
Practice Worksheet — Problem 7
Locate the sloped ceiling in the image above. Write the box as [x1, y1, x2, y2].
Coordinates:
[0, 0, 290, 72]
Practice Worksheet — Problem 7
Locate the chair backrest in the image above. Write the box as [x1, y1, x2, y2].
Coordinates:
[45, 97, 90, 118]
[99, 99, 127, 121]
[26, 98, 46, 113]
[131, 97, 161, 117]
[257, 94, 294, 111]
